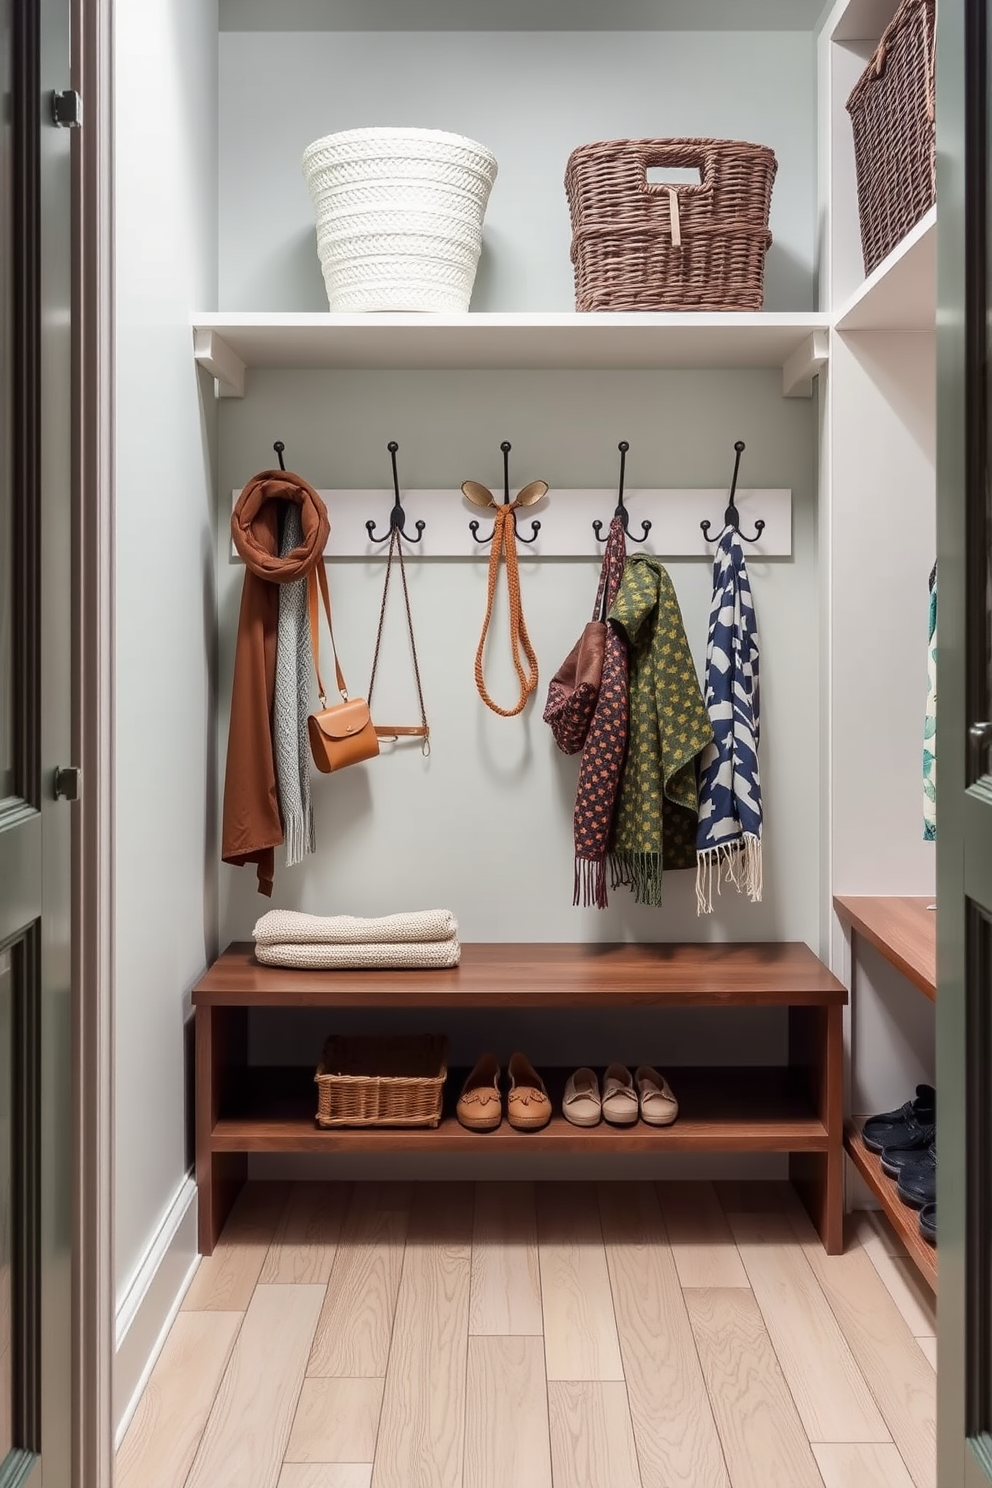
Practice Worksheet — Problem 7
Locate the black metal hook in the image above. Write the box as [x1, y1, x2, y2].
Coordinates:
[593, 441, 652, 543]
[273, 440, 286, 471]
[469, 441, 542, 545]
[700, 440, 765, 543]
[366, 441, 425, 545]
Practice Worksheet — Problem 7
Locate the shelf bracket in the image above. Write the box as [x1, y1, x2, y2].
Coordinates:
[193, 327, 245, 399]
[782, 329, 829, 399]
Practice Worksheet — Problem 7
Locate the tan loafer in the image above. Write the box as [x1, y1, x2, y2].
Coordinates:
[456, 1053, 502, 1132]
[635, 1065, 679, 1126]
[601, 1063, 639, 1126]
[507, 1052, 552, 1131]
[563, 1067, 601, 1127]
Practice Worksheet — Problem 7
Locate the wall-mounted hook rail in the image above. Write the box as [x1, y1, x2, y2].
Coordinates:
[366, 441, 425, 545]
[463, 441, 545, 545]
[231, 483, 792, 559]
[593, 441, 652, 544]
[700, 440, 766, 544]
[273, 440, 287, 471]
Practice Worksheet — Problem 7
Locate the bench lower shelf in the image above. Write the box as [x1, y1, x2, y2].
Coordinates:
[211, 1064, 829, 1153]
[845, 1118, 937, 1292]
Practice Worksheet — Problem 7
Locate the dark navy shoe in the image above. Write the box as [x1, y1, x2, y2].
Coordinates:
[919, 1203, 936, 1246]
[897, 1142, 937, 1209]
[863, 1084, 935, 1153]
[880, 1122, 936, 1178]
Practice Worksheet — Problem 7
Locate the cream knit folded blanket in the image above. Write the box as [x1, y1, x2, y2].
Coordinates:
[254, 938, 461, 970]
[252, 908, 458, 947]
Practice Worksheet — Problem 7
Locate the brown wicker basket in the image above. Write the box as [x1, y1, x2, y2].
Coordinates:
[846, 0, 936, 277]
[564, 138, 777, 312]
[314, 1034, 448, 1128]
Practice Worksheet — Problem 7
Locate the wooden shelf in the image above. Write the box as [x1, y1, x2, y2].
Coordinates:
[192, 312, 830, 398]
[193, 941, 848, 1009]
[834, 896, 936, 1000]
[845, 1119, 936, 1291]
[212, 1065, 828, 1154]
[834, 208, 936, 332]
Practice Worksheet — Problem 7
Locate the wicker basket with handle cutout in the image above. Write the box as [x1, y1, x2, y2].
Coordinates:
[565, 137, 777, 312]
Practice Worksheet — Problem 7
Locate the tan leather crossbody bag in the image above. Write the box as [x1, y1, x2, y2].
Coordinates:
[307, 550, 429, 774]
[307, 560, 380, 773]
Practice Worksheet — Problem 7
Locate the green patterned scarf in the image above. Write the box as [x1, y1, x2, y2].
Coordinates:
[608, 555, 713, 906]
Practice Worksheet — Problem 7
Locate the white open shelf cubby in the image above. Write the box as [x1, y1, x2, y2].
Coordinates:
[835, 206, 936, 331]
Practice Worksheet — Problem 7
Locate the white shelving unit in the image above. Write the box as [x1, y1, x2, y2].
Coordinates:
[818, 0, 937, 1277]
[192, 312, 830, 399]
[835, 206, 936, 330]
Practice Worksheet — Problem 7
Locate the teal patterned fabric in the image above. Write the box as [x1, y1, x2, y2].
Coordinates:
[923, 563, 936, 842]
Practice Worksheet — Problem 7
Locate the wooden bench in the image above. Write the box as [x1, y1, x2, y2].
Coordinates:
[192, 940, 847, 1254]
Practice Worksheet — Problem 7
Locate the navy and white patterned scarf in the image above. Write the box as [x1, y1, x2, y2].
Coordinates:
[696, 527, 762, 914]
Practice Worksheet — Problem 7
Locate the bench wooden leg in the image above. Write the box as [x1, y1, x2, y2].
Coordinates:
[195, 1004, 248, 1255]
[789, 1003, 844, 1254]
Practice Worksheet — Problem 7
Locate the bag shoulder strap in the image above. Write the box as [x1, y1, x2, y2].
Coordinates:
[594, 515, 628, 621]
[367, 528, 430, 746]
[475, 503, 539, 718]
[308, 559, 349, 707]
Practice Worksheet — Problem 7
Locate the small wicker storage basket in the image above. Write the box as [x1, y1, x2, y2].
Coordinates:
[315, 1034, 448, 1128]
[846, 0, 936, 277]
[302, 127, 498, 313]
[565, 138, 777, 312]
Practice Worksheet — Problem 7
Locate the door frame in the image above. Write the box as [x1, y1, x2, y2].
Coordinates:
[936, 0, 992, 1482]
[68, 0, 115, 1481]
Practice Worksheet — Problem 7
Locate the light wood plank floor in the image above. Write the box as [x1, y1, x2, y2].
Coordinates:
[119, 1181, 936, 1488]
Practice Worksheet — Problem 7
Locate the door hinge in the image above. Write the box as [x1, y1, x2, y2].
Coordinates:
[51, 89, 83, 128]
[53, 766, 82, 802]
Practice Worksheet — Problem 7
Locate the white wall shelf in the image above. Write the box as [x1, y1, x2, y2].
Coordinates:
[835, 207, 936, 331]
[193, 313, 831, 400]
[828, 0, 899, 42]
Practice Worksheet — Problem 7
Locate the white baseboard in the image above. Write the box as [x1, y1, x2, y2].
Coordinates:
[115, 1174, 200, 1445]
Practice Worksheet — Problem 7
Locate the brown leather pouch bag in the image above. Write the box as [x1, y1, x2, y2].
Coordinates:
[308, 696, 379, 775]
[543, 620, 606, 755]
[307, 561, 380, 774]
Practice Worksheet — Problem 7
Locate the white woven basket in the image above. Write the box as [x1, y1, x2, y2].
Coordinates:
[302, 127, 498, 313]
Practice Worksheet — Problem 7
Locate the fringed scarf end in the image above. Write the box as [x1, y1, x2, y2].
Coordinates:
[283, 804, 316, 869]
[574, 856, 609, 909]
[695, 835, 763, 915]
[610, 851, 662, 908]
[742, 832, 762, 903]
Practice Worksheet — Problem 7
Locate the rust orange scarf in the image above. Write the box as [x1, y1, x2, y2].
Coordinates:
[222, 470, 329, 896]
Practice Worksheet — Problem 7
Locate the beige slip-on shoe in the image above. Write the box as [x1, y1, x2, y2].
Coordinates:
[601, 1063, 639, 1126]
[507, 1052, 552, 1131]
[562, 1067, 602, 1127]
[456, 1053, 502, 1132]
[635, 1065, 679, 1127]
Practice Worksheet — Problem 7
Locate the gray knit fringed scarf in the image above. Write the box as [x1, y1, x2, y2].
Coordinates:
[274, 503, 315, 866]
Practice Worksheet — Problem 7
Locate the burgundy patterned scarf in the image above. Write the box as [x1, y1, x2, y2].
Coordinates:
[573, 517, 629, 907]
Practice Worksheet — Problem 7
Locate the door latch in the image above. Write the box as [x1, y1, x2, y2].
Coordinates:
[969, 722, 992, 781]
[51, 89, 83, 128]
[53, 766, 81, 802]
